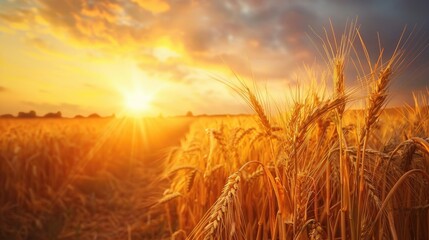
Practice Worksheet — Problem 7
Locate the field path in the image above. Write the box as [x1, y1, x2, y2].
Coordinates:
[87, 117, 195, 239]
[76, 117, 196, 239]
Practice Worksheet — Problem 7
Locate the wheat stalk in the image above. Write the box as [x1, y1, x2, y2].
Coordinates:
[361, 66, 392, 142]
[201, 172, 241, 240]
[294, 173, 312, 234]
[158, 192, 182, 204]
[185, 170, 197, 193]
[294, 96, 347, 151]
[334, 58, 346, 117]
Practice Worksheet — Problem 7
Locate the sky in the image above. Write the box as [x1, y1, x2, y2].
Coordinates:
[0, 0, 428, 117]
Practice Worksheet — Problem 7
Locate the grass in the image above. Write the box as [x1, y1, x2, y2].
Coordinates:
[0, 23, 428, 239]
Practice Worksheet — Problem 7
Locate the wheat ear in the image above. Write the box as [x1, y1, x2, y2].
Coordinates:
[203, 172, 241, 240]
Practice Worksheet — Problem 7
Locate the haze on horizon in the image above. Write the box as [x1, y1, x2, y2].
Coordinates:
[1, 0, 429, 117]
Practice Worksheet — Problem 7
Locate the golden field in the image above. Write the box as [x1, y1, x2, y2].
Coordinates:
[1, 26, 429, 240]
[0, 117, 193, 239]
[1, 99, 428, 239]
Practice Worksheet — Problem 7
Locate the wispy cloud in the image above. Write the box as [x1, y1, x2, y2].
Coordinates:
[2, 0, 428, 77]
[0, 0, 428, 114]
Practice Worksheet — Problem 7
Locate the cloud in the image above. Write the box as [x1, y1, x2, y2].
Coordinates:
[131, 0, 170, 14]
[138, 60, 190, 82]
[24, 36, 58, 53]
[2, 0, 428, 60]
[0, 9, 37, 31]
[0, 0, 428, 114]
[0, 86, 7, 92]
[37, 0, 123, 44]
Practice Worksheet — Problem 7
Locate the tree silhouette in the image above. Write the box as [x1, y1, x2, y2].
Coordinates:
[43, 111, 62, 118]
[186, 111, 193, 117]
[0, 114, 14, 118]
[88, 113, 101, 118]
[18, 110, 37, 118]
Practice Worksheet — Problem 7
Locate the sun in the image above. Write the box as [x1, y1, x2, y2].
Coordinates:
[123, 89, 152, 116]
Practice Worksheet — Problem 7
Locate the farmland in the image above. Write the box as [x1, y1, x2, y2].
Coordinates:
[1, 14, 429, 239]
[1, 98, 428, 239]
[0, 117, 193, 239]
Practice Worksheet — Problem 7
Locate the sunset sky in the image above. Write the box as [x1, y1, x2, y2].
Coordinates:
[1, 0, 428, 117]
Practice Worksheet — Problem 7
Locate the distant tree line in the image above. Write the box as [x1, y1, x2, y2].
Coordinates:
[0, 111, 115, 119]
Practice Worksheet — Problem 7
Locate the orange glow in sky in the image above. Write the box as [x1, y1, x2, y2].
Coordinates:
[123, 90, 152, 116]
[0, 0, 428, 117]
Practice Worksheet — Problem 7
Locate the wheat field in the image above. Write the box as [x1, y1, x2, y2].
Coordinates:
[1, 26, 429, 240]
